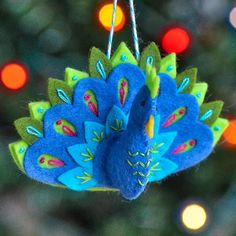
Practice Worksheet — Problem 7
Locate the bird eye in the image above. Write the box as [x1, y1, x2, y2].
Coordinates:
[140, 100, 146, 107]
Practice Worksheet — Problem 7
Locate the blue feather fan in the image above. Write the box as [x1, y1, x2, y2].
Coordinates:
[9, 42, 228, 200]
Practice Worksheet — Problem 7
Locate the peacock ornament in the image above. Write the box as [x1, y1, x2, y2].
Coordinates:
[9, 42, 228, 200]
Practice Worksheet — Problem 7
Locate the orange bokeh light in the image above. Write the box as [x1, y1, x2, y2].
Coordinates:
[98, 3, 125, 32]
[0, 62, 28, 90]
[223, 119, 236, 145]
[162, 27, 191, 55]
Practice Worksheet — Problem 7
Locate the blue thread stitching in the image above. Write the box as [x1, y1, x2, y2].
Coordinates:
[177, 77, 190, 93]
[167, 65, 173, 72]
[72, 76, 78, 81]
[121, 55, 128, 62]
[19, 147, 25, 154]
[26, 126, 43, 138]
[96, 61, 106, 79]
[200, 109, 213, 121]
[57, 89, 71, 104]
[146, 56, 154, 65]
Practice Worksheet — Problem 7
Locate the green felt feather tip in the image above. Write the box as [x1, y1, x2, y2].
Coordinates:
[176, 68, 198, 94]
[139, 42, 161, 71]
[89, 47, 112, 79]
[191, 83, 208, 106]
[211, 118, 229, 146]
[9, 140, 28, 172]
[199, 101, 224, 126]
[48, 78, 73, 105]
[65, 68, 89, 88]
[159, 53, 177, 79]
[28, 101, 51, 121]
[111, 42, 137, 67]
[14, 117, 43, 145]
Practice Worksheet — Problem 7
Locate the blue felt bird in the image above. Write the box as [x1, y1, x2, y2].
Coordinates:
[9, 42, 228, 200]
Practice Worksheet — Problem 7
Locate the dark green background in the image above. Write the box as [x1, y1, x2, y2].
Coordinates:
[0, 0, 236, 235]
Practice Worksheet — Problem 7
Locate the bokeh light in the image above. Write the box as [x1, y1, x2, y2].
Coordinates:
[98, 3, 125, 32]
[181, 203, 208, 232]
[229, 7, 236, 28]
[161, 27, 191, 55]
[0, 62, 28, 90]
[223, 119, 236, 145]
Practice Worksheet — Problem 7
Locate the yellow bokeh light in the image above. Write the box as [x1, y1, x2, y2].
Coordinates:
[181, 204, 207, 231]
[98, 3, 125, 32]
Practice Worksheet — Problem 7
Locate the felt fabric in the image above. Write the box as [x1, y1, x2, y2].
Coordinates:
[105, 106, 128, 135]
[155, 74, 214, 172]
[139, 42, 161, 71]
[211, 118, 229, 146]
[148, 158, 178, 182]
[67, 143, 95, 171]
[176, 68, 197, 94]
[111, 42, 137, 67]
[28, 101, 51, 121]
[9, 140, 28, 172]
[24, 137, 79, 184]
[159, 53, 177, 79]
[89, 47, 112, 79]
[14, 117, 43, 145]
[65, 67, 89, 88]
[190, 83, 208, 105]
[145, 65, 160, 98]
[199, 101, 224, 126]
[58, 167, 97, 191]
[10, 42, 227, 199]
[48, 78, 73, 105]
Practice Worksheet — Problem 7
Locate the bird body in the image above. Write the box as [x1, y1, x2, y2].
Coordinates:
[9, 42, 228, 200]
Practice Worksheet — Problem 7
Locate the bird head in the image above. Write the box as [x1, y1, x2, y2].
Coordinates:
[128, 65, 160, 139]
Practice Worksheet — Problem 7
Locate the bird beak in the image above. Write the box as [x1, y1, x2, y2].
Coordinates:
[145, 115, 154, 139]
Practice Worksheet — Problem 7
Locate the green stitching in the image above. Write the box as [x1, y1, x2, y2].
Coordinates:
[134, 172, 145, 177]
[110, 119, 123, 132]
[127, 160, 147, 168]
[128, 143, 165, 158]
[76, 171, 92, 184]
[81, 148, 94, 161]
[128, 151, 139, 157]
[92, 131, 104, 143]
[138, 179, 145, 187]
[150, 162, 162, 172]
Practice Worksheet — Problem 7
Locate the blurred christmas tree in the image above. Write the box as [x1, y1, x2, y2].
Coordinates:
[0, 0, 236, 235]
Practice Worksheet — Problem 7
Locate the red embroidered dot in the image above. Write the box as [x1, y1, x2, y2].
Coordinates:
[84, 94, 90, 101]
[189, 140, 196, 146]
[179, 109, 186, 115]
[39, 157, 45, 163]
[121, 81, 127, 87]
[56, 120, 62, 125]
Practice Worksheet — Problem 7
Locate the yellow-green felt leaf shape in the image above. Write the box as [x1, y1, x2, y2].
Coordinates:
[146, 65, 160, 99]
[199, 101, 224, 126]
[211, 118, 229, 146]
[28, 101, 51, 121]
[159, 53, 177, 78]
[176, 68, 198, 94]
[111, 42, 137, 67]
[89, 47, 112, 79]
[14, 117, 43, 145]
[139, 42, 161, 71]
[65, 68, 89, 88]
[191, 83, 208, 106]
[48, 78, 73, 106]
[9, 140, 28, 172]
